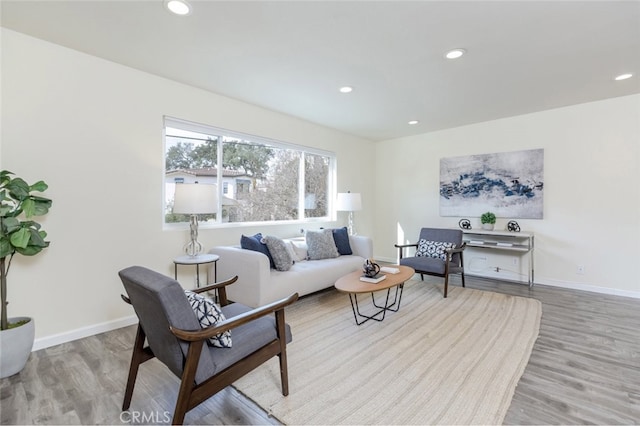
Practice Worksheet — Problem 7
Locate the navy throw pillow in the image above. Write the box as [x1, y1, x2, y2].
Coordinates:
[240, 233, 275, 268]
[332, 227, 353, 255]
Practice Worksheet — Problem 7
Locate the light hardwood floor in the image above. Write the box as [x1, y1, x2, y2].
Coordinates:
[1, 276, 639, 425]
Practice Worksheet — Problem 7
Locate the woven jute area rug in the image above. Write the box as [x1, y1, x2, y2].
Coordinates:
[233, 280, 541, 425]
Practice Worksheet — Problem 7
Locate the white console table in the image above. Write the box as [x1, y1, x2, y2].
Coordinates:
[462, 229, 534, 286]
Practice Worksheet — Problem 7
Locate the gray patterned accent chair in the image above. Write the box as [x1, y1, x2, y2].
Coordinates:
[118, 266, 298, 425]
[395, 228, 466, 298]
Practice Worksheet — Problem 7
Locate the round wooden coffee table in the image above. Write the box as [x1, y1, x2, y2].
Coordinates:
[335, 265, 415, 325]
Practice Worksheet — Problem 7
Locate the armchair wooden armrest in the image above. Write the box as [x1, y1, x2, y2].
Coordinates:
[170, 292, 299, 342]
[394, 243, 418, 248]
[445, 243, 467, 254]
[444, 243, 466, 263]
[191, 276, 238, 306]
[394, 242, 418, 260]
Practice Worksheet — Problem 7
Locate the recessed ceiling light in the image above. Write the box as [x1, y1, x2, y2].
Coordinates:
[408, 120, 419, 125]
[445, 48, 466, 59]
[614, 73, 633, 81]
[165, 0, 191, 16]
[339, 86, 353, 93]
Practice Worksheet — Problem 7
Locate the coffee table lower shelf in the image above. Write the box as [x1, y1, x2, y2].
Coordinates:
[335, 265, 415, 326]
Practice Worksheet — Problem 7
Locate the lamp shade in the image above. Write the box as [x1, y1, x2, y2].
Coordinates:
[336, 192, 362, 211]
[173, 183, 218, 214]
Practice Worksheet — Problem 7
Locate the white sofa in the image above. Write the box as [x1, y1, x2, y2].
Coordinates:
[208, 235, 373, 307]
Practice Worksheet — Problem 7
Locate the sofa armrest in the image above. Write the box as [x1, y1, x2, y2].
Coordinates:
[349, 235, 373, 259]
[208, 246, 271, 308]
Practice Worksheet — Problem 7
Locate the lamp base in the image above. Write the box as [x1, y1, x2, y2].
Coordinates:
[185, 214, 203, 257]
[348, 211, 357, 236]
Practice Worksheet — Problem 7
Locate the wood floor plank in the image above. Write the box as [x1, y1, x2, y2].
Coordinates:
[1, 276, 638, 425]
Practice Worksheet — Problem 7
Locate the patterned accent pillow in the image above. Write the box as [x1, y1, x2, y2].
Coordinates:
[416, 239, 455, 261]
[184, 290, 232, 348]
[306, 229, 340, 260]
[263, 235, 294, 271]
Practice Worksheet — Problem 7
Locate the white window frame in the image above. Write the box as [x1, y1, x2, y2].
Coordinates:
[163, 116, 337, 229]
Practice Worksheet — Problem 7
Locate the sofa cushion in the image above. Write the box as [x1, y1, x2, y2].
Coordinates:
[184, 290, 232, 348]
[331, 227, 353, 255]
[306, 229, 340, 260]
[240, 233, 275, 269]
[416, 239, 455, 261]
[263, 235, 294, 271]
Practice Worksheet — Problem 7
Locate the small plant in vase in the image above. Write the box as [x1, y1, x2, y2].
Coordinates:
[480, 212, 496, 231]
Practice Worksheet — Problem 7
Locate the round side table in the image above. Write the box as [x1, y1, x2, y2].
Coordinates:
[173, 254, 219, 288]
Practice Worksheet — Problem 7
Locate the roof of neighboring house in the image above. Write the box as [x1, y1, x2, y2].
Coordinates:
[166, 167, 249, 178]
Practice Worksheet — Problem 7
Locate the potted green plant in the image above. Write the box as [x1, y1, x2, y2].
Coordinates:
[0, 170, 52, 378]
[480, 211, 496, 231]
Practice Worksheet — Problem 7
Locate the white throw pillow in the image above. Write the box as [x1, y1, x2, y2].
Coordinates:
[286, 239, 308, 261]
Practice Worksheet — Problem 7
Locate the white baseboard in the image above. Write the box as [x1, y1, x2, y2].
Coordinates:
[535, 278, 640, 299]
[374, 256, 640, 299]
[33, 315, 138, 351]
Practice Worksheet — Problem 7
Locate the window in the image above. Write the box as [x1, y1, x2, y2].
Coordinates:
[164, 117, 335, 226]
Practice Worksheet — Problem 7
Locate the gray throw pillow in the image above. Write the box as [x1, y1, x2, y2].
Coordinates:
[306, 229, 340, 260]
[263, 235, 294, 271]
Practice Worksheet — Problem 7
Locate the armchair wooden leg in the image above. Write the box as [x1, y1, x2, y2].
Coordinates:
[275, 310, 289, 396]
[122, 325, 146, 411]
[444, 276, 449, 298]
[172, 341, 203, 426]
[461, 272, 466, 288]
[278, 351, 289, 396]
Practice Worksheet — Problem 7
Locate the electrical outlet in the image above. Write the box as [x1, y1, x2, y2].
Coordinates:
[512, 257, 518, 266]
[577, 265, 585, 275]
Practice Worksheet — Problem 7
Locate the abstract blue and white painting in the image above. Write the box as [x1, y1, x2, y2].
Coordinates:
[440, 149, 544, 219]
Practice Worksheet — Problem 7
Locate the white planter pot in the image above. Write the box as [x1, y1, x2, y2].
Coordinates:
[482, 223, 495, 231]
[0, 316, 35, 378]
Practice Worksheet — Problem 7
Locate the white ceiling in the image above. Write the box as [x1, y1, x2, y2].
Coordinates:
[2, 0, 639, 141]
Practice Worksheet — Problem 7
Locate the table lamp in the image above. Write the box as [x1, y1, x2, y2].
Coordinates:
[336, 191, 362, 236]
[173, 183, 217, 257]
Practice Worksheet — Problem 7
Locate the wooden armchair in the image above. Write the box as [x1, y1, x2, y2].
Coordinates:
[395, 228, 466, 298]
[118, 266, 298, 425]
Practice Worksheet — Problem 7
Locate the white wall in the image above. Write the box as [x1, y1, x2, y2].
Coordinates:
[375, 94, 640, 297]
[2, 28, 638, 351]
[0, 29, 375, 347]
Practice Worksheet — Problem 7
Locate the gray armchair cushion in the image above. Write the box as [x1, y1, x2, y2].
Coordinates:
[400, 256, 463, 275]
[214, 303, 292, 374]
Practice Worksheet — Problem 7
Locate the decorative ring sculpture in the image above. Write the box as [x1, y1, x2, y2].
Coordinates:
[458, 219, 472, 230]
[507, 220, 521, 232]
